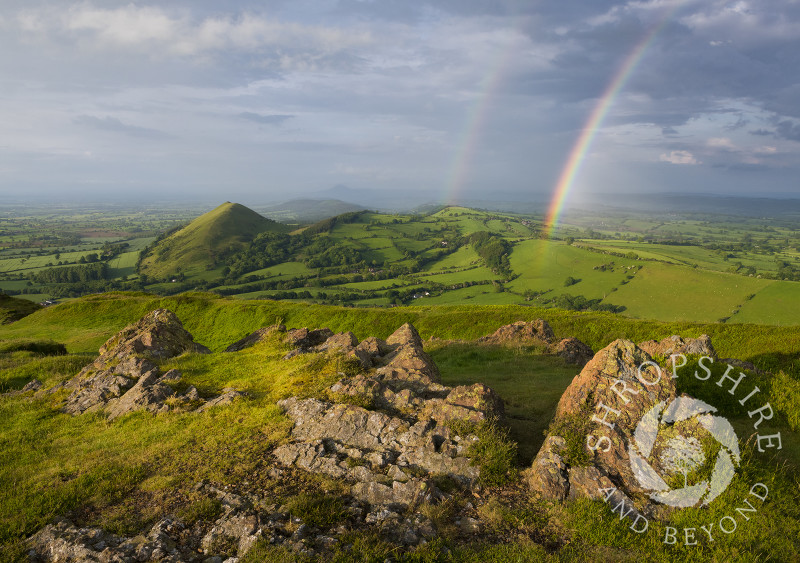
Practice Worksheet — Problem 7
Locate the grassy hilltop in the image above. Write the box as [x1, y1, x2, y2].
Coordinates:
[0, 292, 799, 561]
[137, 202, 288, 280]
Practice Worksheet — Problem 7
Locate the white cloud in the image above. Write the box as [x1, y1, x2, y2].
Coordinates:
[660, 150, 701, 164]
[707, 137, 736, 149]
[755, 145, 777, 154]
[16, 5, 372, 57]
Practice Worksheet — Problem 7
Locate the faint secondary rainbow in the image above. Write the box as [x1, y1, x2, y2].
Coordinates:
[544, 7, 682, 237]
[444, 45, 516, 206]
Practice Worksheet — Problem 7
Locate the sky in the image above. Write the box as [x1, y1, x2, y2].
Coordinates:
[1, 0, 800, 205]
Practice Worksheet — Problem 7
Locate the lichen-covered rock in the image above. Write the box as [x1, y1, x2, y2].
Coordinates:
[201, 508, 261, 557]
[553, 337, 594, 366]
[527, 337, 722, 518]
[273, 323, 503, 510]
[60, 309, 241, 420]
[98, 309, 210, 360]
[196, 387, 248, 413]
[523, 435, 569, 501]
[105, 369, 176, 421]
[224, 324, 286, 352]
[478, 320, 554, 346]
[286, 327, 334, 349]
[638, 334, 716, 360]
[275, 395, 480, 505]
[27, 517, 186, 562]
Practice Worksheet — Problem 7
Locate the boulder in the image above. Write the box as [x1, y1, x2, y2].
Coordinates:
[527, 337, 732, 518]
[98, 308, 210, 360]
[286, 327, 334, 349]
[524, 435, 569, 501]
[553, 337, 594, 366]
[60, 309, 242, 419]
[479, 320, 555, 346]
[638, 334, 716, 360]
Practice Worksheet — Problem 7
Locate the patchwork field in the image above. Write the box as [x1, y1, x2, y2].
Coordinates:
[2, 203, 800, 327]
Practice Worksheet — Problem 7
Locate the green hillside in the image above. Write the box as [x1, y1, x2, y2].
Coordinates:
[138, 202, 286, 280]
[0, 294, 41, 324]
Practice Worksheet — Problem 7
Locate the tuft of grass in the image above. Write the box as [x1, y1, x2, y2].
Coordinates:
[241, 541, 310, 563]
[176, 496, 223, 526]
[284, 493, 347, 529]
[447, 419, 518, 487]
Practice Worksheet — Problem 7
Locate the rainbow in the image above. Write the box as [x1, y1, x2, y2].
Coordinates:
[443, 42, 517, 206]
[544, 6, 683, 237]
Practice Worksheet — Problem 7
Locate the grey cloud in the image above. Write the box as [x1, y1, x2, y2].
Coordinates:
[73, 115, 172, 139]
[776, 120, 800, 142]
[239, 112, 294, 125]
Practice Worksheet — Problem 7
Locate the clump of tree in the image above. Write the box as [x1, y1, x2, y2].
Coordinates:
[550, 293, 625, 313]
[465, 231, 511, 276]
[31, 262, 109, 284]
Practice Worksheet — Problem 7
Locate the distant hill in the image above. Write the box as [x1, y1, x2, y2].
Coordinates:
[0, 293, 41, 324]
[138, 202, 287, 280]
[257, 198, 366, 223]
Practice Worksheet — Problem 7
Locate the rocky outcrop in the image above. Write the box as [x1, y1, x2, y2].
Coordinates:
[27, 479, 451, 561]
[275, 323, 503, 507]
[27, 517, 187, 563]
[553, 337, 594, 366]
[479, 319, 555, 346]
[60, 309, 244, 420]
[638, 334, 716, 360]
[527, 335, 731, 518]
[97, 309, 210, 360]
[479, 320, 595, 368]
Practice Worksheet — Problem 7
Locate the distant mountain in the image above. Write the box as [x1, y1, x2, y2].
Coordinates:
[138, 202, 287, 280]
[575, 192, 800, 218]
[313, 185, 435, 211]
[257, 198, 367, 223]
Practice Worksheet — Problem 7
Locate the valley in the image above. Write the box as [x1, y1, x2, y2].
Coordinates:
[2, 200, 800, 325]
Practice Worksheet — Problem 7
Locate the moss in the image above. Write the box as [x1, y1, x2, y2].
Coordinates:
[345, 457, 369, 468]
[545, 404, 594, 467]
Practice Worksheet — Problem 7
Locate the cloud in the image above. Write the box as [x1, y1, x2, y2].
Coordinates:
[74, 115, 171, 139]
[239, 112, 294, 125]
[19, 5, 372, 58]
[776, 119, 800, 142]
[660, 150, 701, 165]
[707, 137, 735, 149]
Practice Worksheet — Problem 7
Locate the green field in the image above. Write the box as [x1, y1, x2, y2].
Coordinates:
[610, 262, 768, 322]
[3, 203, 800, 327]
[507, 239, 639, 300]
